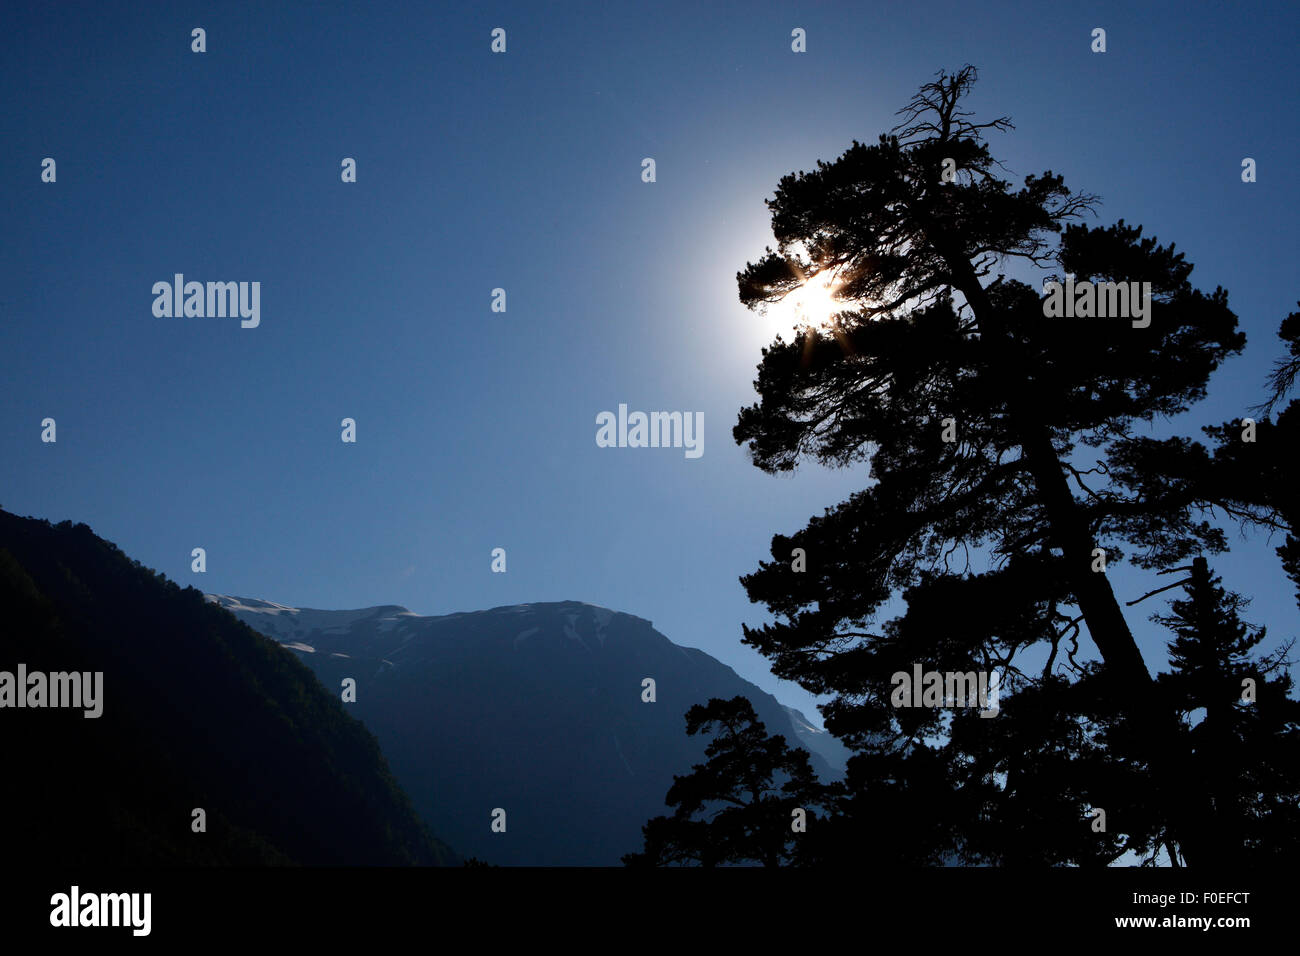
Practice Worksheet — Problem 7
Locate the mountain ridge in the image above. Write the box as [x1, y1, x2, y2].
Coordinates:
[209, 592, 847, 865]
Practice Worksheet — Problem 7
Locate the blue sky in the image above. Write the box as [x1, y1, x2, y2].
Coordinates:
[3, 1, 1297, 723]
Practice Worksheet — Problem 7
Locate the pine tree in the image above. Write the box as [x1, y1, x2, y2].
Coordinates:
[733, 66, 1246, 864]
[623, 696, 828, 867]
[1153, 558, 1300, 862]
[1106, 306, 1300, 611]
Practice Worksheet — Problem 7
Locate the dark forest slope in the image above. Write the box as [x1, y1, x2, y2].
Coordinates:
[0, 510, 456, 866]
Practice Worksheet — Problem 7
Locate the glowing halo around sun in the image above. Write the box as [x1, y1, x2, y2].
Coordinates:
[768, 269, 848, 338]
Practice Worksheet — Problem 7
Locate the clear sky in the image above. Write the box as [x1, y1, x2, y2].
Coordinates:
[3, 1, 1297, 723]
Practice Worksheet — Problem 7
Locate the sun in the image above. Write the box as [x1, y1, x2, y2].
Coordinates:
[768, 270, 847, 337]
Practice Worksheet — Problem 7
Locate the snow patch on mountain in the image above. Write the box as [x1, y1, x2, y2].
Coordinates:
[207, 594, 415, 641]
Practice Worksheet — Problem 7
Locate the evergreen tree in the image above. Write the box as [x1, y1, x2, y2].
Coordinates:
[1105, 306, 1300, 611]
[1153, 558, 1300, 862]
[733, 66, 1246, 864]
[623, 696, 828, 867]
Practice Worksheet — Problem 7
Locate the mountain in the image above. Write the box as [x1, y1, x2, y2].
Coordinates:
[210, 594, 843, 865]
[783, 704, 852, 776]
[0, 511, 456, 866]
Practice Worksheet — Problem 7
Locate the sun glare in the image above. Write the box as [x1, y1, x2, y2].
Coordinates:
[770, 271, 846, 337]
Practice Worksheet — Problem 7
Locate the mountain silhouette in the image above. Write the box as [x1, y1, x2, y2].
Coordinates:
[0, 510, 456, 865]
[211, 594, 842, 865]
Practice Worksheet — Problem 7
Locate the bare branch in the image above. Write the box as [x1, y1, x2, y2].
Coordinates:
[1125, 576, 1193, 608]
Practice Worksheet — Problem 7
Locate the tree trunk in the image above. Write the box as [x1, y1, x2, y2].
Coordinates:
[940, 252, 1216, 865]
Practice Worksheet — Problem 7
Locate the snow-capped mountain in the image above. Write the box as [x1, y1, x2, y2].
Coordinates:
[208, 594, 844, 865]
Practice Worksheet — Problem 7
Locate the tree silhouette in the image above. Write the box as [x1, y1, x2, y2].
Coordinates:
[1104, 306, 1300, 611]
[733, 65, 1248, 864]
[1152, 558, 1300, 863]
[623, 696, 827, 867]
